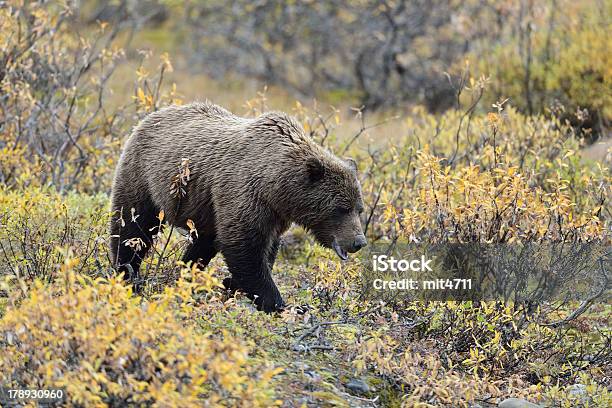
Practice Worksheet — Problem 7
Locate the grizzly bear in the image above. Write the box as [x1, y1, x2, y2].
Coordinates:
[110, 102, 367, 312]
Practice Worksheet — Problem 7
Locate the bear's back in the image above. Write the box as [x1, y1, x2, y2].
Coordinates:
[135, 102, 307, 146]
[140, 102, 239, 130]
[121, 102, 312, 215]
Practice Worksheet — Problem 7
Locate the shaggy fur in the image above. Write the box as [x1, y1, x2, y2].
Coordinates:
[110, 102, 366, 312]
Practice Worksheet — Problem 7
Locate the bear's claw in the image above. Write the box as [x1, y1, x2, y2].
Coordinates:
[223, 277, 285, 313]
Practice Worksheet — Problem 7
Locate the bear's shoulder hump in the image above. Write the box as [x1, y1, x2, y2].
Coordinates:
[251, 111, 305, 143]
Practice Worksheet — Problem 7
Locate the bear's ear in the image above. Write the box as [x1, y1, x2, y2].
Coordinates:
[306, 157, 326, 182]
[344, 157, 358, 173]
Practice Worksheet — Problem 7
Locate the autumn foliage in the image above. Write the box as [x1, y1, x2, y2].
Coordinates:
[0, 1, 610, 407]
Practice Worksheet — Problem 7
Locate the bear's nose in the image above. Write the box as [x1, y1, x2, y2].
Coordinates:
[353, 235, 367, 251]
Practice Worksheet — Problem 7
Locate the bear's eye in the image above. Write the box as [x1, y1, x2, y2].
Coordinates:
[335, 206, 351, 215]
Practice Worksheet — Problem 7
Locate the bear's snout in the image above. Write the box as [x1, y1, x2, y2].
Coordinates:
[351, 234, 367, 252]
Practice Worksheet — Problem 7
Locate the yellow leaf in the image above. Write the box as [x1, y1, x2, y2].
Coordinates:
[186, 219, 198, 237]
[137, 87, 146, 104]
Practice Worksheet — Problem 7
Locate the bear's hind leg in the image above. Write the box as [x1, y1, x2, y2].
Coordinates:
[110, 198, 160, 292]
[182, 234, 218, 268]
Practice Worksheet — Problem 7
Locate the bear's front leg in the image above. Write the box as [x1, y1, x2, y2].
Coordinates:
[215, 205, 286, 312]
[221, 243, 285, 313]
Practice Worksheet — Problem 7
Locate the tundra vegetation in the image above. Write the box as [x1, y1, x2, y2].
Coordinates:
[0, 1, 610, 407]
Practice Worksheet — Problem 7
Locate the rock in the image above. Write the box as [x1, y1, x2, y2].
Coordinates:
[304, 370, 321, 382]
[568, 384, 589, 403]
[569, 383, 586, 396]
[292, 344, 307, 352]
[498, 398, 542, 408]
[346, 378, 370, 395]
[293, 361, 310, 371]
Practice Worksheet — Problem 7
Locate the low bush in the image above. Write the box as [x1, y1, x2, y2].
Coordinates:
[0, 266, 280, 407]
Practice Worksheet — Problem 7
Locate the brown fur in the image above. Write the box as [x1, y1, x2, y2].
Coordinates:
[110, 102, 366, 312]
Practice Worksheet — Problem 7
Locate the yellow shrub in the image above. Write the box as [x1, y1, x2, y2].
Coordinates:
[0, 268, 279, 407]
[358, 106, 609, 244]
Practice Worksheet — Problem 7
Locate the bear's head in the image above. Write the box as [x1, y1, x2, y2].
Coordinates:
[285, 153, 367, 260]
